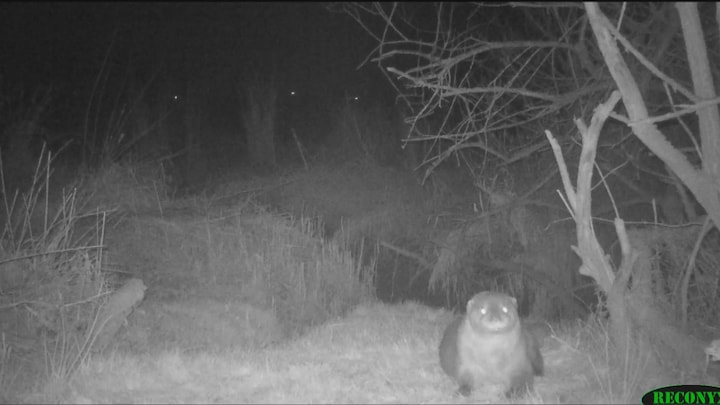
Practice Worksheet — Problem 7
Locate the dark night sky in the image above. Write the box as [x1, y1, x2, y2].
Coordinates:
[0, 2, 386, 129]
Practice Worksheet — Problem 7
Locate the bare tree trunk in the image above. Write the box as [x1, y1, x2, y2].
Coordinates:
[584, 2, 720, 227]
[676, 3, 720, 182]
[241, 79, 278, 168]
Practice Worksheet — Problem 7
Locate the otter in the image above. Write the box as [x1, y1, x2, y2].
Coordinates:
[438, 291, 544, 398]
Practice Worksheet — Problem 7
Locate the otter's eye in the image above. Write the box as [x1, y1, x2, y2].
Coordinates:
[480, 307, 487, 315]
[502, 306, 508, 313]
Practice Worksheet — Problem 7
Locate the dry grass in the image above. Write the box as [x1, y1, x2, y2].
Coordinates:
[0, 147, 112, 403]
[0, 148, 375, 402]
[547, 313, 682, 404]
[105, 202, 373, 338]
[63, 301, 519, 403]
[55, 301, 655, 404]
[78, 159, 174, 214]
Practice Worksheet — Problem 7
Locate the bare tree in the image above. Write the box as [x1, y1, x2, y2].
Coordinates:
[340, 2, 601, 180]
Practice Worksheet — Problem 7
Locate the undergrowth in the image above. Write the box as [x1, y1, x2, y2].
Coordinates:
[0, 145, 111, 402]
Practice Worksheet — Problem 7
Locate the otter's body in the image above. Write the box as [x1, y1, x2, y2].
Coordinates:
[438, 291, 544, 397]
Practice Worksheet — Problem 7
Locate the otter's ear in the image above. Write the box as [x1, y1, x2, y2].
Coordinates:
[466, 297, 475, 313]
[511, 297, 518, 307]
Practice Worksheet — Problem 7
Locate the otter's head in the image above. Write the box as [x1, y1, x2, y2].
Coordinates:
[466, 291, 519, 333]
